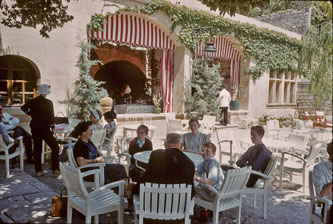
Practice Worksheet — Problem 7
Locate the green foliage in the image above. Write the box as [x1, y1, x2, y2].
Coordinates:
[258, 114, 296, 128]
[0, 0, 75, 38]
[185, 58, 222, 118]
[122, 0, 302, 79]
[197, 0, 270, 16]
[87, 14, 107, 31]
[60, 37, 104, 121]
[297, 21, 332, 106]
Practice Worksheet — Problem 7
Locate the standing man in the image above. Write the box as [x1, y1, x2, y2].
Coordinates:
[21, 84, 60, 177]
[218, 85, 231, 126]
[0, 104, 34, 163]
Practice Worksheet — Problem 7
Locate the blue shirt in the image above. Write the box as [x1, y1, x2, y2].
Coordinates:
[196, 158, 224, 190]
[236, 142, 272, 171]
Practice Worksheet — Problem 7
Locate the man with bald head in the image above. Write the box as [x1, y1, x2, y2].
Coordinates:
[134, 133, 195, 197]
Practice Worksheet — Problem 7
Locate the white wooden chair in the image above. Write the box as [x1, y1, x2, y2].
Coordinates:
[0, 136, 24, 178]
[194, 166, 252, 224]
[266, 120, 280, 139]
[167, 119, 187, 134]
[91, 129, 106, 151]
[113, 137, 132, 174]
[67, 138, 105, 189]
[309, 170, 332, 224]
[68, 117, 82, 129]
[278, 143, 323, 192]
[216, 129, 237, 166]
[242, 156, 277, 219]
[200, 115, 216, 136]
[133, 183, 193, 224]
[289, 133, 310, 155]
[60, 162, 127, 224]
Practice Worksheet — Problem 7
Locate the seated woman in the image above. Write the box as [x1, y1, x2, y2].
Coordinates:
[90, 110, 103, 130]
[128, 125, 153, 182]
[72, 121, 127, 184]
[183, 118, 211, 154]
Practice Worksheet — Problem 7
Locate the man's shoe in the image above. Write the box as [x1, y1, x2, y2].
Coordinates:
[51, 170, 61, 178]
[36, 171, 47, 177]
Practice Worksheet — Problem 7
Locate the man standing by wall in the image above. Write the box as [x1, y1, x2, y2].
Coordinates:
[218, 85, 231, 126]
[21, 84, 60, 177]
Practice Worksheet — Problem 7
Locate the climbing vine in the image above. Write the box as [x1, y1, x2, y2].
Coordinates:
[89, 0, 303, 79]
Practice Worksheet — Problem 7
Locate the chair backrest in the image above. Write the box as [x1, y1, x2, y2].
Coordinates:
[67, 140, 79, 168]
[60, 162, 88, 199]
[0, 136, 7, 150]
[289, 133, 310, 149]
[216, 129, 233, 142]
[266, 120, 279, 130]
[139, 183, 192, 221]
[91, 129, 106, 151]
[167, 119, 184, 134]
[201, 115, 216, 135]
[309, 170, 315, 197]
[219, 166, 251, 195]
[216, 129, 234, 163]
[306, 143, 323, 162]
[262, 156, 277, 188]
[117, 137, 132, 154]
[295, 119, 305, 130]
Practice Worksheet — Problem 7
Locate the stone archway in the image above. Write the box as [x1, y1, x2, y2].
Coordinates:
[94, 60, 146, 102]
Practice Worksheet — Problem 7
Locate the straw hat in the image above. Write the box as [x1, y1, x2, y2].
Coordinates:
[37, 84, 51, 95]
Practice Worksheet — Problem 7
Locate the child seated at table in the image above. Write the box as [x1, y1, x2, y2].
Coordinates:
[194, 143, 224, 202]
[236, 125, 272, 187]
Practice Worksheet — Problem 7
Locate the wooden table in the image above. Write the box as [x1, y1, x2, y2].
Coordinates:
[121, 124, 157, 139]
[133, 150, 203, 171]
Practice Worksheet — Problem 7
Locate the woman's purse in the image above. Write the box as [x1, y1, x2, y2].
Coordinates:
[51, 188, 67, 217]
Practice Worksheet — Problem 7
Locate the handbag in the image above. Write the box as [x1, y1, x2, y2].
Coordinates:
[51, 188, 67, 217]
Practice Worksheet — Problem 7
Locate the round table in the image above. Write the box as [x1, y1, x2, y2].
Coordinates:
[133, 150, 203, 170]
[121, 124, 157, 139]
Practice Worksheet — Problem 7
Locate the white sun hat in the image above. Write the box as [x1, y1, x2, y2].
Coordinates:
[37, 84, 51, 95]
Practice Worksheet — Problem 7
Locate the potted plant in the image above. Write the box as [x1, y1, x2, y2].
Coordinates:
[230, 85, 243, 110]
[153, 94, 162, 114]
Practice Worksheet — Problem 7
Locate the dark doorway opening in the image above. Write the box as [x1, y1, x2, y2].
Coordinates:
[94, 60, 146, 103]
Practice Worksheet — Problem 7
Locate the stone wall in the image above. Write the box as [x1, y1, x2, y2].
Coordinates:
[257, 8, 311, 35]
[296, 81, 332, 116]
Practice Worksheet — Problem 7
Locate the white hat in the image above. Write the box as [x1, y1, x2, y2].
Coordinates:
[37, 84, 51, 95]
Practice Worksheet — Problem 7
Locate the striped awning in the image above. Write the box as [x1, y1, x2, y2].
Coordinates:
[195, 36, 242, 97]
[88, 13, 174, 112]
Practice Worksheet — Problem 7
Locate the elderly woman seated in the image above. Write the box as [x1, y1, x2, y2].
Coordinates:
[183, 118, 211, 154]
[72, 121, 127, 184]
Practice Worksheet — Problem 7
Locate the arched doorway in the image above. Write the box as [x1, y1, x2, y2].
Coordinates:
[94, 60, 147, 103]
[0, 55, 39, 106]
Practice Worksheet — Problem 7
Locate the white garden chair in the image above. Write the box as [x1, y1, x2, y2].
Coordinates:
[0, 136, 24, 178]
[309, 170, 332, 224]
[288, 133, 310, 155]
[216, 128, 237, 166]
[167, 119, 187, 134]
[60, 162, 127, 224]
[278, 143, 323, 192]
[242, 156, 277, 219]
[200, 115, 216, 137]
[194, 166, 252, 224]
[266, 120, 280, 139]
[67, 138, 105, 189]
[68, 117, 82, 129]
[133, 183, 193, 224]
[91, 129, 106, 151]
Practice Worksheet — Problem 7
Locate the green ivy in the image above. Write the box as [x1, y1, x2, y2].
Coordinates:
[87, 13, 107, 31]
[120, 0, 302, 79]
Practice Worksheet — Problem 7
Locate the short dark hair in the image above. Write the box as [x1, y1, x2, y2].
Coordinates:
[137, 124, 149, 134]
[328, 141, 333, 157]
[189, 118, 200, 126]
[221, 85, 225, 89]
[103, 111, 117, 120]
[202, 142, 217, 153]
[71, 121, 92, 138]
[251, 125, 265, 137]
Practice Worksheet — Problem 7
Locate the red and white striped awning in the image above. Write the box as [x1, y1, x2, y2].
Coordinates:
[88, 14, 175, 51]
[195, 36, 242, 97]
[88, 13, 174, 112]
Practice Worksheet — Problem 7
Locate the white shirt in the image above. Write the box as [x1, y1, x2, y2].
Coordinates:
[218, 89, 231, 108]
[1, 112, 19, 131]
[312, 160, 332, 200]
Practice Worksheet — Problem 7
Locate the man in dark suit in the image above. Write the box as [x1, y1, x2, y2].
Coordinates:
[21, 84, 60, 177]
[134, 133, 195, 197]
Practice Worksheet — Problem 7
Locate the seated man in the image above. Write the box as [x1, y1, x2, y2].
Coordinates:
[236, 126, 272, 187]
[133, 133, 195, 197]
[194, 143, 224, 201]
[312, 141, 332, 222]
[0, 104, 33, 163]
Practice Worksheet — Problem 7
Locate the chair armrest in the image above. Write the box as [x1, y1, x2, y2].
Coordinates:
[309, 196, 332, 205]
[78, 162, 105, 170]
[198, 182, 219, 195]
[118, 152, 131, 159]
[250, 170, 271, 180]
[81, 168, 101, 178]
[281, 152, 306, 162]
[88, 180, 126, 198]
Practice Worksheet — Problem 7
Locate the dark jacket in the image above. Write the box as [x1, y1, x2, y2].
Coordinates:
[21, 95, 55, 131]
[129, 137, 153, 166]
[134, 148, 196, 198]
